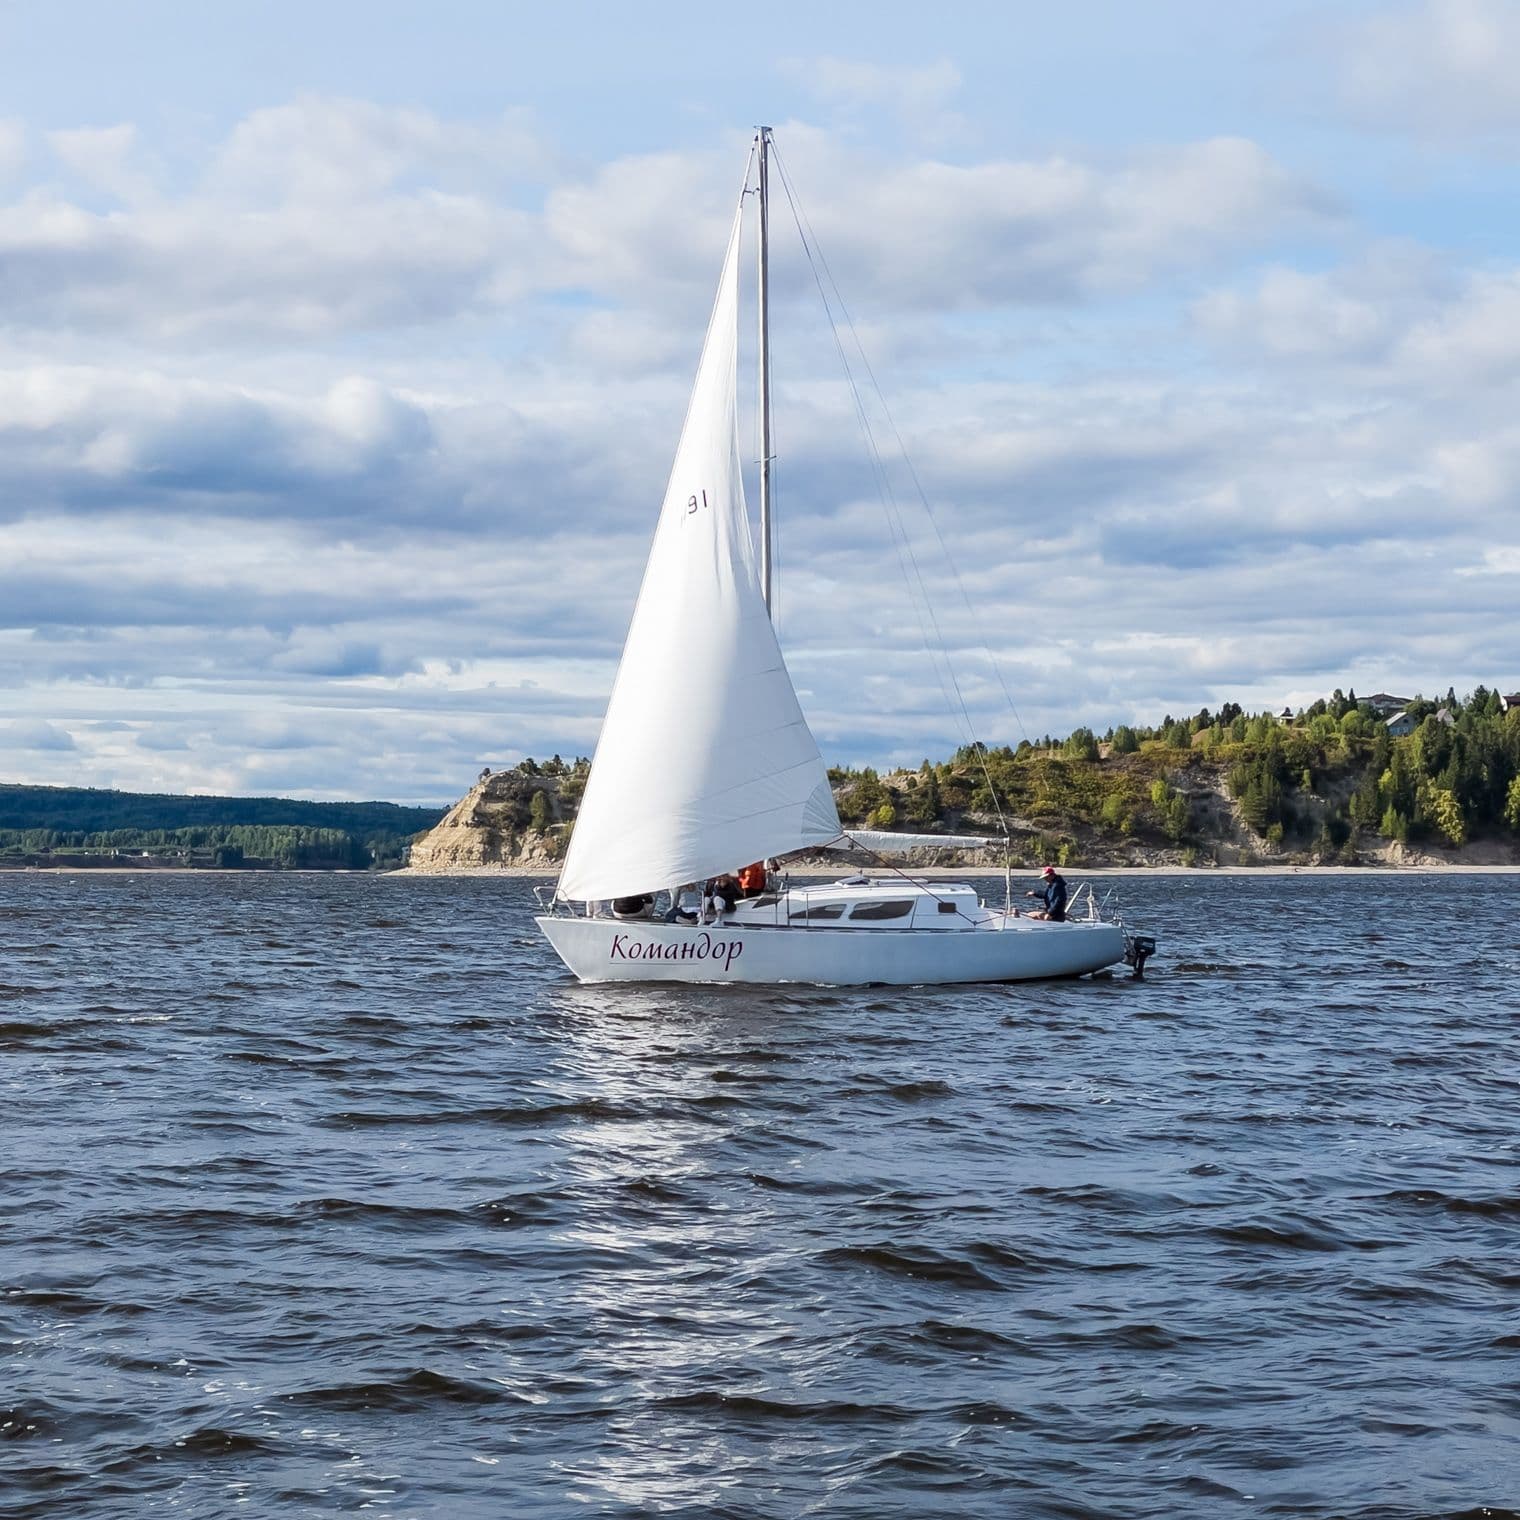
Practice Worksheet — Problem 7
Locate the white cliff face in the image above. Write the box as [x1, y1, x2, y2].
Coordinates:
[405, 771, 568, 872]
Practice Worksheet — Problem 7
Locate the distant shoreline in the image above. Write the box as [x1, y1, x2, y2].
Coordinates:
[0, 866, 365, 876]
[389, 862, 1520, 879]
[6, 862, 1516, 879]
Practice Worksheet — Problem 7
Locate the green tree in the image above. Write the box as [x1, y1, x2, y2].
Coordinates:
[1062, 727, 1100, 762]
[1504, 776, 1520, 832]
[905, 768, 941, 825]
[528, 790, 552, 832]
[1424, 786, 1466, 846]
[1148, 778, 1190, 842]
[1110, 725, 1139, 755]
[1349, 778, 1380, 828]
[840, 770, 890, 822]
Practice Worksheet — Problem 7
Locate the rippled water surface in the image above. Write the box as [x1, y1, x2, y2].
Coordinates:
[3, 871, 1518, 1519]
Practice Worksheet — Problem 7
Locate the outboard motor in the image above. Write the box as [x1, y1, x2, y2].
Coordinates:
[1123, 933, 1156, 980]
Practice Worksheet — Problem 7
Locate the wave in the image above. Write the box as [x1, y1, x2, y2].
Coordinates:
[102, 1426, 281, 1471]
[0, 1020, 57, 1043]
[744, 1171, 859, 1195]
[1052, 1321, 1183, 1351]
[1022, 1182, 1183, 1214]
[817, 1243, 1031, 1291]
[1377, 1188, 1520, 1218]
[320, 1097, 642, 1129]
[282, 1367, 517, 1412]
[1208, 1216, 1369, 1253]
[838, 1075, 956, 1102]
[651, 1390, 916, 1424]
[6, 1287, 152, 1318]
[913, 1319, 1028, 1354]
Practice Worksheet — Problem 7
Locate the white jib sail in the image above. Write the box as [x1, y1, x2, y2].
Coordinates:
[556, 200, 841, 903]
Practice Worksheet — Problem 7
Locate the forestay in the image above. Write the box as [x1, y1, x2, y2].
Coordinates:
[556, 198, 841, 903]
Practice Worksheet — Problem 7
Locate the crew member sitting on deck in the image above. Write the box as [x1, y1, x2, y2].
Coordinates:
[1024, 865, 1068, 922]
[736, 861, 767, 898]
[703, 873, 741, 921]
[612, 893, 655, 918]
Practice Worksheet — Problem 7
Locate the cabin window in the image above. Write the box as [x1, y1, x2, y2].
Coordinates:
[848, 899, 914, 921]
[747, 893, 782, 908]
[789, 902, 845, 920]
[937, 901, 959, 914]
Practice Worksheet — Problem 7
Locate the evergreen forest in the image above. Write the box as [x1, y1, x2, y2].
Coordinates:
[0, 786, 445, 870]
[819, 687, 1520, 866]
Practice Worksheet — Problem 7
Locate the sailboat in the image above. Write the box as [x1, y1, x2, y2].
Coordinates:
[536, 130, 1140, 986]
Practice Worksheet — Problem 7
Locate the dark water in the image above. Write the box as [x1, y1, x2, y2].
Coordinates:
[3, 871, 1518, 1520]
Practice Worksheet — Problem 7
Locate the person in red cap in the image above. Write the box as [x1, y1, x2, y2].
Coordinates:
[1025, 865, 1068, 921]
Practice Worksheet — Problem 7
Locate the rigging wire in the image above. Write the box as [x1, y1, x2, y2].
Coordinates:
[771, 143, 1031, 747]
[769, 155, 970, 746]
[769, 141, 1015, 840]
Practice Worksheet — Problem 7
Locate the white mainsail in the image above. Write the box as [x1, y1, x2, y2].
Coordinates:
[556, 200, 841, 902]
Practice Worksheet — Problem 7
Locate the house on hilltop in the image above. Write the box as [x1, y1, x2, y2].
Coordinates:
[1387, 704, 1454, 738]
[1501, 692, 1520, 713]
[1363, 693, 1412, 718]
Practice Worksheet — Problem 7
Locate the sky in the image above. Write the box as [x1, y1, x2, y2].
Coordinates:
[2, 0, 1518, 804]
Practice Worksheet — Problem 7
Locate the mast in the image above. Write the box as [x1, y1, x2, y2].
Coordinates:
[756, 125, 774, 615]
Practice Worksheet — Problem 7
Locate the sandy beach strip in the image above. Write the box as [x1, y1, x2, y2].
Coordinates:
[390, 862, 1520, 879]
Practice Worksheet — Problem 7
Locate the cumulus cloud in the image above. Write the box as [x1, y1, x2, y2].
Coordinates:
[207, 97, 551, 203]
[1195, 264, 1406, 364]
[1330, 0, 1520, 140]
[0, 98, 562, 341]
[0, 119, 25, 182]
[0, 92, 1513, 799]
[3, 720, 77, 752]
[1191, 250, 1520, 523]
[0, 187, 541, 340]
[569, 128, 1334, 314]
[0, 367, 447, 522]
[781, 57, 969, 143]
[1194, 250, 1520, 384]
[48, 123, 160, 205]
[0, 100, 1329, 344]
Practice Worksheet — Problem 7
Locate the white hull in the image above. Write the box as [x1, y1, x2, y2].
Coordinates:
[536, 914, 1126, 986]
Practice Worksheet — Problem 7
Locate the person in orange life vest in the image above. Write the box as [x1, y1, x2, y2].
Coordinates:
[737, 861, 767, 898]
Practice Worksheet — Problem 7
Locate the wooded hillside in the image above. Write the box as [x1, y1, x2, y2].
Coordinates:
[0, 785, 445, 870]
